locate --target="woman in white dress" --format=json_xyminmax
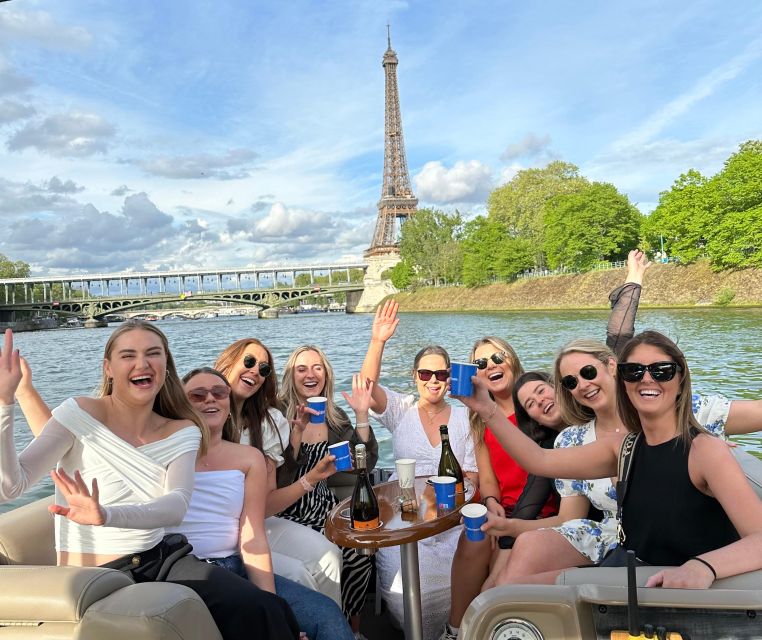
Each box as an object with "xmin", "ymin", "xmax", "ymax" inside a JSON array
[{"xmin": 361, "ymin": 303, "xmax": 477, "ymax": 640}]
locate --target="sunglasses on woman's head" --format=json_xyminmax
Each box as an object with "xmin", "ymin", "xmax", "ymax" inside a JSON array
[
  {"xmin": 417, "ymin": 369, "xmax": 449, "ymax": 382},
  {"xmin": 560, "ymin": 364, "xmax": 599, "ymax": 390},
  {"xmin": 617, "ymin": 361, "xmax": 682, "ymax": 383},
  {"xmin": 472, "ymin": 350, "xmax": 507, "ymax": 370},
  {"xmin": 243, "ymin": 353, "xmax": 272, "ymax": 378},
  {"xmin": 187, "ymin": 385, "xmax": 231, "ymax": 403}
]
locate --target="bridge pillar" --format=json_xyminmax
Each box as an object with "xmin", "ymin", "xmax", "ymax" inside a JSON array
[
  {"xmin": 84, "ymin": 317, "xmax": 108, "ymax": 328},
  {"xmin": 346, "ymin": 253, "xmax": 399, "ymax": 313},
  {"xmin": 258, "ymin": 308, "xmax": 279, "ymax": 319}
]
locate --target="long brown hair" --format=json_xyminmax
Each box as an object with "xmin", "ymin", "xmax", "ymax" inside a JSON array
[
  {"xmin": 512, "ymin": 371, "xmax": 559, "ymax": 442},
  {"xmin": 98, "ymin": 319, "xmax": 208, "ymax": 455},
  {"xmin": 553, "ymin": 338, "xmax": 616, "ymax": 427},
  {"xmin": 215, "ymin": 338, "xmax": 279, "ymax": 453},
  {"xmin": 467, "ymin": 336, "xmax": 524, "ymax": 442},
  {"xmin": 279, "ymin": 345, "xmax": 350, "ymax": 437},
  {"xmin": 182, "ymin": 367, "xmax": 240, "ymax": 443},
  {"xmin": 616, "ymin": 330, "xmax": 705, "ymax": 446}
]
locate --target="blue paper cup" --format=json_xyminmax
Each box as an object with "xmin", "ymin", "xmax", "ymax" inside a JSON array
[
  {"xmin": 450, "ymin": 362, "xmax": 478, "ymax": 396},
  {"xmin": 461, "ymin": 503, "xmax": 488, "ymax": 541},
  {"xmin": 306, "ymin": 396, "xmax": 327, "ymax": 424},
  {"xmin": 328, "ymin": 441, "xmax": 352, "ymax": 471},
  {"xmin": 430, "ymin": 476, "xmax": 457, "ymax": 510}
]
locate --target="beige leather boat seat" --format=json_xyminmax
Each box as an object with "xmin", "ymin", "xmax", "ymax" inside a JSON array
[{"xmin": 0, "ymin": 497, "xmax": 222, "ymax": 640}]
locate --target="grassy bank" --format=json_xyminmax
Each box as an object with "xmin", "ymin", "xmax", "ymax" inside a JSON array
[{"xmin": 392, "ymin": 261, "xmax": 762, "ymax": 312}]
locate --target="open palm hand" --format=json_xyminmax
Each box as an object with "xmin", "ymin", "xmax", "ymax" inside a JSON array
[{"xmin": 49, "ymin": 469, "xmax": 106, "ymax": 526}]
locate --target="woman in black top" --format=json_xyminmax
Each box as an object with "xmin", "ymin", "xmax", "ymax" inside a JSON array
[{"xmin": 459, "ymin": 330, "xmax": 762, "ymax": 588}]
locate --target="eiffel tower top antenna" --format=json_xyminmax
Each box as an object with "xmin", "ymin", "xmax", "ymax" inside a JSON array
[{"xmin": 365, "ymin": 25, "xmax": 418, "ymax": 258}]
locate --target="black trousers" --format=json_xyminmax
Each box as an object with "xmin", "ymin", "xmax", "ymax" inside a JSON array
[{"xmin": 164, "ymin": 554, "xmax": 299, "ymax": 640}]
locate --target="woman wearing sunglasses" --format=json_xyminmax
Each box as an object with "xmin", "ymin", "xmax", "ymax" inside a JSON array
[
  {"xmin": 460, "ymin": 330, "xmax": 762, "ymax": 588},
  {"xmin": 176, "ymin": 367, "xmax": 354, "ymax": 640},
  {"xmin": 361, "ymin": 301, "xmax": 478, "ymax": 640},
  {"xmin": 278, "ymin": 345, "xmax": 378, "ymax": 639},
  {"xmin": 440, "ymin": 250, "xmax": 653, "ymax": 639},
  {"xmin": 2, "ymin": 324, "xmax": 300, "ymax": 639},
  {"xmin": 215, "ymin": 339, "xmax": 344, "ymax": 606}
]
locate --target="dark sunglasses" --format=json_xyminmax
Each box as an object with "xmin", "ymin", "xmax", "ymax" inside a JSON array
[
  {"xmin": 617, "ymin": 361, "xmax": 682, "ymax": 383},
  {"xmin": 417, "ymin": 369, "xmax": 449, "ymax": 382},
  {"xmin": 560, "ymin": 364, "xmax": 599, "ymax": 390},
  {"xmin": 243, "ymin": 353, "xmax": 272, "ymax": 378},
  {"xmin": 187, "ymin": 385, "xmax": 231, "ymax": 403},
  {"xmin": 472, "ymin": 351, "xmax": 507, "ymax": 370}
]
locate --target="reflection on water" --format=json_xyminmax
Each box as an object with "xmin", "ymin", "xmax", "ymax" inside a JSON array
[{"xmin": 3, "ymin": 308, "xmax": 761, "ymax": 512}]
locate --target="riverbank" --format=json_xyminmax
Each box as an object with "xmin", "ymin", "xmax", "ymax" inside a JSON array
[{"xmin": 391, "ymin": 261, "xmax": 762, "ymax": 311}]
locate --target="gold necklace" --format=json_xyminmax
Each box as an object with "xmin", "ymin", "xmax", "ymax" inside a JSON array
[{"xmin": 420, "ymin": 404, "xmax": 448, "ymax": 421}]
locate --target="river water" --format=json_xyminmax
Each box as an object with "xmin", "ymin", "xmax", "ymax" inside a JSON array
[{"xmin": 3, "ymin": 308, "xmax": 761, "ymax": 513}]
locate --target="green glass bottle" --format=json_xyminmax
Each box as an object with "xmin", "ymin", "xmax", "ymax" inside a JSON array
[
  {"xmin": 438, "ymin": 425, "xmax": 464, "ymax": 496},
  {"xmin": 351, "ymin": 444, "xmax": 380, "ymax": 530}
]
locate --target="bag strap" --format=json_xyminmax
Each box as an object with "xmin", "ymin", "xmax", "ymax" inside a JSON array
[{"xmin": 615, "ymin": 432, "xmax": 641, "ymax": 545}]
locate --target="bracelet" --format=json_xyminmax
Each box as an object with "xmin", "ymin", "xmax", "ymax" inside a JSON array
[
  {"xmin": 689, "ymin": 556, "xmax": 717, "ymax": 580},
  {"xmin": 483, "ymin": 403, "xmax": 498, "ymax": 424},
  {"xmin": 299, "ymin": 476, "xmax": 315, "ymax": 493},
  {"xmin": 481, "ymin": 495, "xmax": 500, "ymax": 506},
  {"xmin": 355, "ymin": 422, "xmax": 370, "ymax": 429}
]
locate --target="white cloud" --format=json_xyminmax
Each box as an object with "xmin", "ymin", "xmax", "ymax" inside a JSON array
[
  {"xmin": 252, "ymin": 203, "xmax": 337, "ymax": 239},
  {"xmin": 0, "ymin": 100, "xmax": 35, "ymax": 123},
  {"xmin": 137, "ymin": 149, "xmax": 258, "ymax": 180},
  {"xmin": 0, "ymin": 59, "xmax": 33, "ymax": 96},
  {"xmin": 413, "ymin": 160, "xmax": 494, "ymax": 204},
  {"xmin": 0, "ymin": 9, "xmax": 92, "ymax": 50},
  {"xmin": 500, "ymin": 133, "xmax": 553, "ymax": 162},
  {"xmin": 7, "ymin": 112, "xmax": 115, "ymax": 157}
]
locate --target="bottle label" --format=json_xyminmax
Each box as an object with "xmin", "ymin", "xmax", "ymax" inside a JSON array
[{"xmin": 353, "ymin": 517, "xmax": 380, "ymax": 530}]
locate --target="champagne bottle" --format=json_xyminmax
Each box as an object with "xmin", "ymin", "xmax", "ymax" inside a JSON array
[
  {"xmin": 438, "ymin": 425, "xmax": 464, "ymax": 495},
  {"xmin": 351, "ymin": 444, "xmax": 380, "ymax": 530}
]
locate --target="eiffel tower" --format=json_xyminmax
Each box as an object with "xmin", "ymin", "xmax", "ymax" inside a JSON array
[{"xmin": 365, "ymin": 27, "xmax": 418, "ymax": 258}]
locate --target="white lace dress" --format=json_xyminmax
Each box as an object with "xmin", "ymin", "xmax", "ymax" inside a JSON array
[
  {"xmin": 549, "ymin": 393, "xmax": 731, "ymax": 563},
  {"xmin": 371, "ymin": 386, "xmax": 477, "ymax": 640}
]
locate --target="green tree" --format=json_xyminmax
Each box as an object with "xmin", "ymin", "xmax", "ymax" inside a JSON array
[
  {"xmin": 642, "ymin": 170, "xmax": 715, "ymax": 263},
  {"xmin": 0, "ymin": 254, "xmax": 31, "ymax": 304},
  {"xmin": 460, "ymin": 217, "xmax": 534, "ymax": 286},
  {"xmin": 543, "ymin": 182, "xmax": 642, "ymax": 270},
  {"xmin": 387, "ymin": 258, "xmax": 414, "ymax": 289},
  {"xmin": 487, "ymin": 161, "xmax": 588, "ymax": 267},
  {"xmin": 0, "ymin": 254, "xmax": 31, "ymax": 278},
  {"xmin": 399, "ymin": 208, "xmax": 464, "ymax": 284}
]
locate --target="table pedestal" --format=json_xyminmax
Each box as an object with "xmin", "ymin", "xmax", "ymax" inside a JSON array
[{"xmin": 400, "ymin": 541, "xmax": 422, "ymax": 640}]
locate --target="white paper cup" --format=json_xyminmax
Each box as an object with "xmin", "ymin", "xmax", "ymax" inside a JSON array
[{"xmin": 395, "ymin": 458, "xmax": 416, "ymax": 489}]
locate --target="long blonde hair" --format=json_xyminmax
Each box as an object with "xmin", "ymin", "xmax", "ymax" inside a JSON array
[
  {"xmin": 467, "ymin": 336, "xmax": 524, "ymax": 442},
  {"xmin": 279, "ymin": 345, "xmax": 349, "ymax": 436},
  {"xmin": 98, "ymin": 319, "xmax": 209, "ymax": 455},
  {"xmin": 553, "ymin": 338, "xmax": 616, "ymax": 427}
]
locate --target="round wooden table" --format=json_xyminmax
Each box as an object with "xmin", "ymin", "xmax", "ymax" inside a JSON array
[{"xmin": 325, "ymin": 476, "xmax": 476, "ymax": 640}]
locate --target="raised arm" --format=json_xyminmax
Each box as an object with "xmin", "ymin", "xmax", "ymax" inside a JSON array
[
  {"xmin": 359, "ymin": 299, "xmax": 399, "ymax": 414},
  {"xmin": 239, "ymin": 446, "xmax": 276, "ymax": 593},
  {"xmin": 646, "ymin": 435, "xmax": 762, "ymax": 588},
  {"xmin": 15, "ymin": 357, "xmax": 52, "ymax": 436},
  {"xmin": 606, "ymin": 250, "xmax": 650, "ymax": 356},
  {"xmin": 456, "ymin": 377, "xmax": 619, "ymax": 481}
]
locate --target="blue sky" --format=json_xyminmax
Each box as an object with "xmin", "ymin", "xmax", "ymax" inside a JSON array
[{"xmin": 1, "ymin": 0, "xmax": 761, "ymax": 274}]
